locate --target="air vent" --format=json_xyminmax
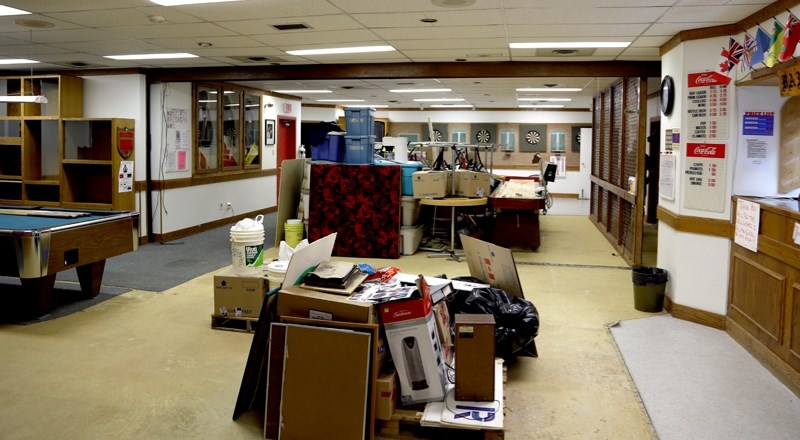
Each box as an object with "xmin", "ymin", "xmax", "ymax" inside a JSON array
[
  {"xmin": 536, "ymin": 48, "xmax": 596, "ymax": 56},
  {"xmin": 272, "ymin": 23, "xmax": 311, "ymax": 31},
  {"xmin": 227, "ymin": 55, "xmax": 286, "ymax": 64},
  {"xmin": 553, "ymin": 49, "xmax": 578, "ymax": 55}
]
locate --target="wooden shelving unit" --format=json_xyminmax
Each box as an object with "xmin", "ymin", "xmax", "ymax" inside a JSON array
[{"xmin": 0, "ymin": 74, "xmax": 134, "ymax": 211}]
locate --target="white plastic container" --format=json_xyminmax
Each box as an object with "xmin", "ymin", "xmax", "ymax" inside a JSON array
[
  {"xmin": 230, "ymin": 215, "xmax": 265, "ymax": 275},
  {"xmin": 400, "ymin": 224, "xmax": 424, "ymax": 256},
  {"xmin": 401, "ymin": 196, "xmax": 420, "ymax": 226},
  {"xmin": 266, "ymin": 260, "xmax": 289, "ymax": 291}
]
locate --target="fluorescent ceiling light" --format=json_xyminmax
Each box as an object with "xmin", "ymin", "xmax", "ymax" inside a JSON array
[
  {"xmin": 390, "ymin": 88, "xmax": 452, "ymax": 93},
  {"xmin": 430, "ymin": 104, "xmax": 473, "ymax": 108},
  {"xmin": 104, "ymin": 53, "xmax": 198, "ymax": 60},
  {"xmin": 273, "ymin": 89, "xmax": 331, "ymax": 94},
  {"xmin": 286, "ymin": 45, "xmax": 395, "ymax": 56},
  {"xmin": 0, "ymin": 58, "xmax": 39, "ymax": 65},
  {"xmin": 317, "ymin": 99, "xmax": 365, "ymax": 102},
  {"xmin": 413, "ymin": 98, "xmax": 465, "ymax": 102},
  {"xmin": 519, "ymin": 104, "xmax": 564, "ymax": 108},
  {"xmin": 150, "ymin": 0, "xmax": 242, "ymax": 6},
  {"xmin": 516, "ymin": 87, "xmax": 581, "ymax": 92},
  {"xmin": 344, "ymin": 104, "xmax": 388, "ymax": 108},
  {"xmin": 510, "ymin": 41, "xmax": 630, "ymax": 48},
  {"xmin": 517, "ymin": 98, "xmax": 572, "ymax": 102},
  {"xmin": 0, "ymin": 6, "xmax": 31, "ymax": 16},
  {"xmin": 0, "ymin": 95, "xmax": 48, "ymax": 103}
]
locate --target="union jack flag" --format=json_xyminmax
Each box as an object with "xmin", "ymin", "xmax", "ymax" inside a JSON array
[{"xmin": 719, "ymin": 37, "xmax": 744, "ymax": 74}]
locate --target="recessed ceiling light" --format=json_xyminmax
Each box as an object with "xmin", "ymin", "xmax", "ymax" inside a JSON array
[
  {"xmin": 430, "ymin": 104, "xmax": 473, "ymax": 108},
  {"xmin": 420, "ymin": 18, "xmax": 438, "ymax": 23},
  {"xmin": 13, "ymin": 19, "xmax": 54, "ymax": 28},
  {"xmin": 390, "ymin": 88, "xmax": 452, "ymax": 93},
  {"xmin": 517, "ymin": 98, "xmax": 572, "ymax": 102},
  {"xmin": 517, "ymin": 87, "xmax": 581, "ymax": 92},
  {"xmin": 148, "ymin": 15, "xmax": 167, "ymax": 24},
  {"xmin": 0, "ymin": 58, "xmax": 40, "ymax": 65},
  {"xmin": 432, "ymin": 0, "xmax": 476, "ymax": 7},
  {"xmin": 510, "ymin": 41, "xmax": 630, "ymax": 49},
  {"xmin": 413, "ymin": 98, "xmax": 465, "ymax": 102},
  {"xmin": 104, "ymin": 53, "xmax": 198, "ymax": 60},
  {"xmin": 197, "ymin": 42, "xmax": 213, "ymax": 48},
  {"xmin": 273, "ymin": 90, "xmax": 332, "ymax": 94},
  {"xmin": 286, "ymin": 45, "xmax": 395, "ymax": 56},
  {"xmin": 344, "ymin": 104, "xmax": 388, "ymax": 108},
  {"xmin": 0, "ymin": 6, "xmax": 31, "ymax": 16},
  {"xmin": 150, "ymin": 0, "xmax": 243, "ymax": 6},
  {"xmin": 519, "ymin": 104, "xmax": 564, "ymax": 108}
]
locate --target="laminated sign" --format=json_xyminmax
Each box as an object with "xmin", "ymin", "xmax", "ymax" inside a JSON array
[
  {"xmin": 687, "ymin": 72, "xmax": 730, "ymax": 140},
  {"xmin": 682, "ymin": 143, "xmax": 726, "ymax": 213}
]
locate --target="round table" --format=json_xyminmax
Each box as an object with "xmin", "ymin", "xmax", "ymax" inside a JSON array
[{"xmin": 419, "ymin": 197, "xmax": 488, "ymax": 260}]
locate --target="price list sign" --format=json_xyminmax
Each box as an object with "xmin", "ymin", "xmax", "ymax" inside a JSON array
[
  {"xmin": 687, "ymin": 72, "xmax": 731, "ymax": 140},
  {"xmin": 683, "ymin": 143, "xmax": 727, "ymax": 213}
]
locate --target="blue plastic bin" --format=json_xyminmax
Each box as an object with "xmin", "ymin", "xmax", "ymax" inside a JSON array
[
  {"xmin": 311, "ymin": 133, "xmax": 345, "ymax": 162},
  {"xmin": 345, "ymin": 108, "xmax": 375, "ymax": 137},
  {"xmin": 400, "ymin": 162, "xmax": 422, "ymax": 196},
  {"xmin": 344, "ymin": 135, "xmax": 375, "ymax": 164}
]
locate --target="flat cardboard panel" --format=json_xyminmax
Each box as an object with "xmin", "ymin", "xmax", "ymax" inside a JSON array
[
  {"xmin": 459, "ymin": 234, "xmax": 524, "ymax": 299},
  {"xmin": 264, "ymin": 323, "xmax": 287, "ymax": 440},
  {"xmin": 279, "ymin": 324, "xmax": 371, "ymax": 440},
  {"xmin": 454, "ymin": 314, "xmax": 496, "ymax": 402},
  {"xmin": 275, "ymin": 158, "xmax": 306, "ymax": 247}
]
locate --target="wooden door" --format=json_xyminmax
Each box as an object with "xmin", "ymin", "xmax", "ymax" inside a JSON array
[{"xmin": 276, "ymin": 117, "xmax": 296, "ymax": 196}]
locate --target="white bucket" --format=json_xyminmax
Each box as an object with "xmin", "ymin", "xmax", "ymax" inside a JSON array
[
  {"xmin": 266, "ymin": 260, "xmax": 289, "ymax": 290},
  {"xmin": 230, "ymin": 215, "xmax": 265, "ymax": 275}
]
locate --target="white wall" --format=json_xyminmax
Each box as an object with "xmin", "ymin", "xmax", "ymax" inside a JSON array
[
  {"xmin": 656, "ymin": 37, "xmax": 740, "ymax": 315},
  {"xmin": 302, "ymin": 106, "xmax": 339, "ymax": 123},
  {"xmin": 148, "ymin": 82, "xmax": 285, "ymax": 235},
  {"xmin": 82, "ymin": 74, "xmax": 148, "ymax": 235}
]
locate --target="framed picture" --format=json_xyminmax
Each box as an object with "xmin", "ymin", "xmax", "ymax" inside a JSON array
[{"xmin": 265, "ymin": 119, "xmax": 275, "ymax": 146}]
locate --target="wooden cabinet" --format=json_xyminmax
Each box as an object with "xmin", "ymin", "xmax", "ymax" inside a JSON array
[
  {"xmin": 728, "ymin": 196, "xmax": 800, "ymax": 393},
  {"xmin": 0, "ymin": 75, "xmax": 133, "ymax": 211}
]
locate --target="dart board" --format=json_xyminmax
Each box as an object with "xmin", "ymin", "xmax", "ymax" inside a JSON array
[
  {"xmin": 476, "ymin": 129, "xmax": 491, "ymax": 143},
  {"xmin": 525, "ymin": 129, "xmax": 541, "ymax": 145}
]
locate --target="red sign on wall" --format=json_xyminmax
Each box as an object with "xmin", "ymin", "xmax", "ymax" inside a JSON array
[{"xmin": 686, "ymin": 142, "xmax": 726, "ymax": 159}]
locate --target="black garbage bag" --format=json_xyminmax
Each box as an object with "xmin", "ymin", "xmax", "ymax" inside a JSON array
[
  {"xmin": 448, "ymin": 279, "xmax": 539, "ymax": 359},
  {"xmin": 301, "ymin": 121, "xmax": 345, "ymax": 147}
]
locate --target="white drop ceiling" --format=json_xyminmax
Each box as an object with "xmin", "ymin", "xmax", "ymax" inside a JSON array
[{"xmin": 0, "ymin": 0, "xmax": 776, "ymax": 109}]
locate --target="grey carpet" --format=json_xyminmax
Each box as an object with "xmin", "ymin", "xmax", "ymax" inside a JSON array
[
  {"xmin": 59, "ymin": 212, "xmax": 277, "ymax": 292},
  {"xmin": 0, "ymin": 212, "xmax": 277, "ymax": 323},
  {"xmin": 610, "ymin": 314, "xmax": 800, "ymax": 440}
]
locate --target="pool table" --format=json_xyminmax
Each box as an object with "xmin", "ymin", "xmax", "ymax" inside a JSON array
[{"xmin": 0, "ymin": 208, "xmax": 139, "ymax": 316}]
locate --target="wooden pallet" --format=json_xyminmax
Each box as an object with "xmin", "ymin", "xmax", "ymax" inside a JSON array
[
  {"xmin": 210, "ymin": 314, "xmax": 258, "ymax": 333},
  {"xmin": 376, "ymin": 366, "xmax": 507, "ymax": 440}
]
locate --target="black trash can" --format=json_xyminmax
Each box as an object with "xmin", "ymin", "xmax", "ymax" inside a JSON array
[{"xmin": 631, "ymin": 267, "xmax": 668, "ymax": 312}]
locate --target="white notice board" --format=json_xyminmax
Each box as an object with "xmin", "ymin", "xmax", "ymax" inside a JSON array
[
  {"xmin": 682, "ymin": 143, "xmax": 727, "ymax": 213},
  {"xmin": 659, "ymin": 153, "xmax": 675, "ymax": 200}
]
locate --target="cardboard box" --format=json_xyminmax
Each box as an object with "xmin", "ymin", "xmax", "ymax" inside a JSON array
[
  {"xmin": 378, "ymin": 278, "xmax": 448, "ymax": 405},
  {"xmin": 455, "ymin": 170, "xmax": 491, "ymax": 197},
  {"xmin": 376, "ymin": 370, "xmax": 398, "ymax": 421},
  {"xmin": 454, "ymin": 314, "xmax": 496, "ymax": 402},
  {"xmin": 277, "ymin": 285, "xmax": 377, "ymax": 324},
  {"xmin": 433, "ymin": 301, "xmax": 454, "ymax": 366},
  {"xmin": 412, "ymin": 170, "xmax": 450, "ymax": 199},
  {"xmin": 213, "ymin": 267, "xmax": 267, "ymax": 318}
]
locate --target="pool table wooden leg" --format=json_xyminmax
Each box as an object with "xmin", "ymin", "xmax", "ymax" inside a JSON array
[
  {"xmin": 76, "ymin": 260, "xmax": 106, "ymax": 298},
  {"xmin": 20, "ymin": 274, "xmax": 56, "ymax": 316}
]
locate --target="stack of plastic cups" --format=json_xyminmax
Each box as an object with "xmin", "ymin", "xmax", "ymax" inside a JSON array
[
  {"xmin": 266, "ymin": 260, "xmax": 289, "ymax": 291},
  {"xmin": 230, "ymin": 214, "xmax": 265, "ymax": 275}
]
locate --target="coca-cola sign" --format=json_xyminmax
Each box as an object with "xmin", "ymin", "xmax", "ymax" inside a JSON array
[
  {"xmin": 687, "ymin": 143, "xmax": 726, "ymax": 159},
  {"xmin": 688, "ymin": 71, "xmax": 731, "ymax": 88}
]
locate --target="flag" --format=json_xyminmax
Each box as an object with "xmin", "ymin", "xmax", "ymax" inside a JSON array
[
  {"xmin": 780, "ymin": 13, "xmax": 800, "ymax": 62},
  {"xmin": 742, "ymin": 32, "xmax": 757, "ymax": 71},
  {"xmin": 753, "ymin": 26, "xmax": 770, "ymax": 65},
  {"xmin": 766, "ymin": 19, "xmax": 785, "ymax": 67},
  {"xmin": 718, "ymin": 36, "xmax": 744, "ymax": 74}
]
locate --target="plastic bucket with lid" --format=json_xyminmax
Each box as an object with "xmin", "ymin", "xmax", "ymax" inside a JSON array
[
  {"xmin": 230, "ymin": 214, "xmax": 265, "ymax": 275},
  {"xmin": 266, "ymin": 260, "xmax": 289, "ymax": 290},
  {"xmin": 285, "ymin": 219, "xmax": 304, "ymax": 248}
]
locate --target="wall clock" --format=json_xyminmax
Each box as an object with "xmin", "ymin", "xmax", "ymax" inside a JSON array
[
  {"xmin": 525, "ymin": 129, "xmax": 541, "ymax": 145},
  {"xmin": 660, "ymin": 75, "xmax": 675, "ymax": 116},
  {"xmin": 476, "ymin": 129, "xmax": 491, "ymax": 143}
]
